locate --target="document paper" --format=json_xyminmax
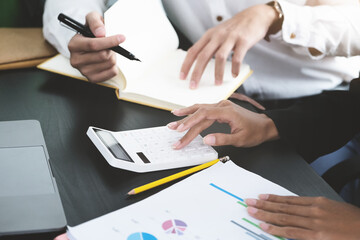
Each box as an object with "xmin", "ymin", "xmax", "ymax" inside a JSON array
[{"xmin": 67, "ymin": 161, "xmax": 293, "ymax": 240}]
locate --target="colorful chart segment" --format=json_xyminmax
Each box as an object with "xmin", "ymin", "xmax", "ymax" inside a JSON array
[
  {"xmin": 231, "ymin": 220, "xmax": 285, "ymax": 240},
  {"xmin": 209, "ymin": 183, "xmax": 246, "ymax": 205},
  {"xmin": 127, "ymin": 232, "xmax": 157, "ymax": 240},
  {"xmin": 162, "ymin": 219, "xmax": 187, "ymax": 235},
  {"xmin": 210, "ymin": 183, "xmax": 286, "ymax": 240}
]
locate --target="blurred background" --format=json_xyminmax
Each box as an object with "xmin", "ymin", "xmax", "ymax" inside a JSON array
[{"xmin": 0, "ymin": 0, "xmax": 45, "ymax": 27}]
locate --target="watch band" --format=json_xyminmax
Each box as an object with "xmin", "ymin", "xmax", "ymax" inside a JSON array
[
  {"xmin": 266, "ymin": 1, "xmax": 283, "ymax": 20},
  {"xmin": 264, "ymin": 1, "xmax": 284, "ymax": 41}
]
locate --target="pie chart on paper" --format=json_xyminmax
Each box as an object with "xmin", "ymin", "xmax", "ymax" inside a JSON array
[
  {"xmin": 162, "ymin": 219, "xmax": 188, "ymax": 235},
  {"xmin": 127, "ymin": 232, "xmax": 157, "ymax": 240}
]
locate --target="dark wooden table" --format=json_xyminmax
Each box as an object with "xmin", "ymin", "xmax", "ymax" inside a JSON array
[{"xmin": 0, "ymin": 68, "xmax": 341, "ymax": 232}]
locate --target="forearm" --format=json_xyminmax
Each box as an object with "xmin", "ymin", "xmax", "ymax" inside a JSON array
[
  {"xmin": 260, "ymin": 113, "xmax": 280, "ymax": 143},
  {"xmin": 264, "ymin": 89, "xmax": 360, "ymax": 162},
  {"xmin": 43, "ymin": 0, "xmax": 106, "ymax": 57}
]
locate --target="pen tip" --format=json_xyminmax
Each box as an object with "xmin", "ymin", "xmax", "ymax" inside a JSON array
[{"xmin": 134, "ymin": 57, "xmax": 141, "ymax": 62}]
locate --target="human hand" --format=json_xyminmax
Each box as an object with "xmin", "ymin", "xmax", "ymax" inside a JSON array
[
  {"xmin": 180, "ymin": 4, "xmax": 280, "ymax": 89},
  {"xmin": 246, "ymin": 194, "xmax": 360, "ymax": 240},
  {"xmin": 167, "ymin": 100, "xmax": 279, "ymax": 149},
  {"xmin": 68, "ymin": 12, "xmax": 125, "ymax": 83}
]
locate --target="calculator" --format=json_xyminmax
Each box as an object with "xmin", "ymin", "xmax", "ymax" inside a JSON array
[{"xmin": 87, "ymin": 126, "xmax": 218, "ymax": 172}]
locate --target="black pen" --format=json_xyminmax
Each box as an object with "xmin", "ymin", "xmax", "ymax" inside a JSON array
[{"xmin": 58, "ymin": 13, "xmax": 141, "ymax": 62}]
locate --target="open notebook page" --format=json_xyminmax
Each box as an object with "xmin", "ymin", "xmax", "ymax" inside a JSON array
[
  {"xmin": 105, "ymin": 0, "xmax": 179, "ymax": 82},
  {"xmin": 123, "ymin": 49, "xmax": 251, "ymax": 107},
  {"xmin": 67, "ymin": 160, "xmax": 293, "ymax": 240}
]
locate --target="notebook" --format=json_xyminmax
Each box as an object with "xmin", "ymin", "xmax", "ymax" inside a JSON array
[
  {"xmin": 38, "ymin": 0, "xmax": 252, "ymax": 111},
  {"xmin": 65, "ymin": 160, "xmax": 293, "ymax": 240},
  {"xmin": 0, "ymin": 28, "xmax": 57, "ymax": 70}
]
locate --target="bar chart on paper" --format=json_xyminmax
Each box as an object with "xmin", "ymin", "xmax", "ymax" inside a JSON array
[{"xmin": 209, "ymin": 182, "xmax": 286, "ymax": 240}]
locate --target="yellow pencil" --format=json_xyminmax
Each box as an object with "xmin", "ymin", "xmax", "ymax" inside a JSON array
[{"xmin": 127, "ymin": 156, "xmax": 230, "ymax": 195}]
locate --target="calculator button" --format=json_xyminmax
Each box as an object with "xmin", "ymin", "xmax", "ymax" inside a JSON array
[
  {"xmin": 204, "ymin": 152, "xmax": 215, "ymax": 157},
  {"xmin": 197, "ymin": 145, "xmax": 209, "ymax": 150},
  {"xmin": 184, "ymin": 147, "xmax": 195, "ymax": 152},
  {"xmin": 136, "ymin": 152, "xmax": 150, "ymax": 163}
]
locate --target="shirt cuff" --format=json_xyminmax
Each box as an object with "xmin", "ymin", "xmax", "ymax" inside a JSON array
[
  {"xmin": 44, "ymin": 10, "xmax": 91, "ymax": 58},
  {"xmin": 276, "ymin": 0, "xmax": 327, "ymax": 59}
]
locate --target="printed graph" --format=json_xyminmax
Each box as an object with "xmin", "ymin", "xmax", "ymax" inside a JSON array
[
  {"xmin": 210, "ymin": 183, "xmax": 286, "ymax": 240},
  {"xmin": 162, "ymin": 219, "xmax": 188, "ymax": 235},
  {"xmin": 209, "ymin": 183, "xmax": 247, "ymax": 206},
  {"xmin": 127, "ymin": 232, "xmax": 157, "ymax": 240},
  {"xmin": 231, "ymin": 220, "xmax": 274, "ymax": 240}
]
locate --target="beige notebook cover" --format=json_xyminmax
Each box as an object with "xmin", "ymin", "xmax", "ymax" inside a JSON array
[
  {"xmin": 0, "ymin": 28, "xmax": 57, "ymax": 70},
  {"xmin": 38, "ymin": 0, "xmax": 252, "ymax": 111}
]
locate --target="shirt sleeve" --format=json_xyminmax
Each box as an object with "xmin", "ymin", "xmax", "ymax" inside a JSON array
[
  {"xmin": 274, "ymin": 0, "xmax": 360, "ymax": 59},
  {"xmin": 264, "ymin": 84, "xmax": 360, "ymax": 162},
  {"xmin": 42, "ymin": 0, "xmax": 107, "ymax": 57}
]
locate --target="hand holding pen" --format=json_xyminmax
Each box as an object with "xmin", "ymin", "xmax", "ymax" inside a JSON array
[{"xmin": 60, "ymin": 12, "xmax": 140, "ymax": 83}]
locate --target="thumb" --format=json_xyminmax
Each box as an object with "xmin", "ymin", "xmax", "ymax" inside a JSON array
[
  {"xmin": 86, "ymin": 11, "xmax": 106, "ymax": 37},
  {"xmin": 203, "ymin": 133, "xmax": 236, "ymax": 146}
]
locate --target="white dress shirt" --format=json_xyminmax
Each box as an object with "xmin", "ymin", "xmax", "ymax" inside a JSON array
[{"xmin": 43, "ymin": 0, "xmax": 360, "ymax": 99}]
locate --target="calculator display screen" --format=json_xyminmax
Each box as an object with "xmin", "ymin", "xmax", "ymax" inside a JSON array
[{"xmin": 94, "ymin": 129, "xmax": 133, "ymax": 162}]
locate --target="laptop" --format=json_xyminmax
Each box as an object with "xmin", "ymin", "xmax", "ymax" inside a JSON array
[{"xmin": 0, "ymin": 120, "xmax": 66, "ymax": 237}]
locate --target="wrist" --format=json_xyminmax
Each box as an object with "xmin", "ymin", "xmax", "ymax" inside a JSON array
[
  {"xmin": 261, "ymin": 114, "xmax": 280, "ymax": 142},
  {"xmin": 264, "ymin": 1, "xmax": 284, "ymax": 41}
]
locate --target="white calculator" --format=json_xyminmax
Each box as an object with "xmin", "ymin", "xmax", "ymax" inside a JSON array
[{"xmin": 87, "ymin": 126, "xmax": 218, "ymax": 172}]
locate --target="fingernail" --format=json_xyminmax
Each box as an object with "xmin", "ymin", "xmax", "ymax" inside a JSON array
[
  {"xmin": 260, "ymin": 223, "xmax": 270, "ymax": 231},
  {"xmin": 203, "ymin": 135, "xmax": 216, "ymax": 145},
  {"xmin": 117, "ymin": 35, "xmax": 125, "ymax": 43},
  {"xmin": 259, "ymin": 194, "xmax": 269, "ymax": 200},
  {"xmin": 172, "ymin": 140, "xmax": 181, "ymax": 149},
  {"xmin": 167, "ymin": 122, "xmax": 177, "ymax": 129},
  {"xmin": 180, "ymin": 72, "xmax": 186, "ymax": 80},
  {"xmin": 245, "ymin": 199, "xmax": 257, "ymax": 206},
  {"xmin": 94, "ymin": 27, "xmax": 105, "ymax": 37},
  {"xmin": 247, "ymin": 207, "xmax": 258, "ymax": 214},
  {"xmin": 177, "ymin": 123, "xmax": 185, "ymax": 132},
  {"xmin": 190, "ymin": 81, "xmax": 197, "ymax": 89},
  {"xmin": 171, "ymin": 109, "xmax": 179, "ymax": 115},
  {"xmin": 232, "ymin": 72, "xmax": 237, "ymax": 78},
  {"xmin": 215, "ymin": 80, "xmax": 222, "ymax": 86}
]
